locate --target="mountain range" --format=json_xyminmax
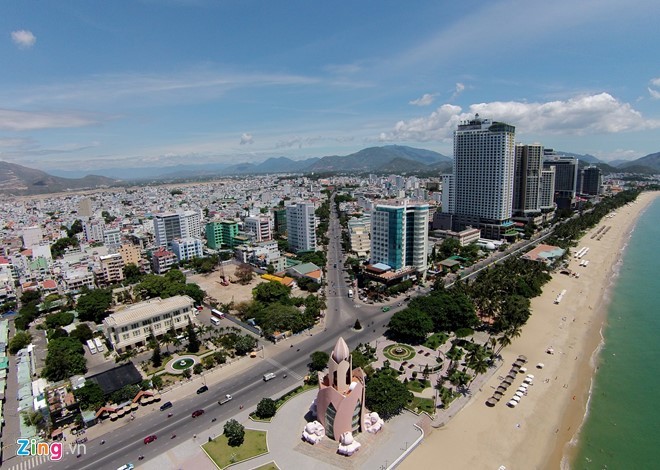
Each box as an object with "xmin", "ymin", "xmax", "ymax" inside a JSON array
[
  {"xmin": 0, "ymin": 161, "xmax": 116, "ymax": 196},
  {"xmin": 2, "ymin": 146, "xmax": 658, "ymax": 195}
]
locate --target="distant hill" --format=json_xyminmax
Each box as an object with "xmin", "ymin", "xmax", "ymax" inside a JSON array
[
  {"xmin": 305, "ymin": 145, "xmax": 451, "ymax": 173},
  {"xmin": 222, "ymin": 156, "xmax": 320, "ymax": 175},
  {"xmin": 0, "ymin": 161, "xmax": 117, "ymax": 195},
  {"xmin": 556, "ymin": 151, "xmax": 602, "ymax": 164},
  {"xmin": 618, "ymin": 152, "xmax": 660, "ymax": 173}
]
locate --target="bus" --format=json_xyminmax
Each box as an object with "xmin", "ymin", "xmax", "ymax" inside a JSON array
[
  {"xmin": 86, "ymin": 339, "xmax": 97, "ymax": 355},
  {"xmin": 211, "ymin": 309, "xmax": 225, "ymax": 319},
  {"xmin": 94, "ymin": 337, "xmax": 105, "ymax": 353}
]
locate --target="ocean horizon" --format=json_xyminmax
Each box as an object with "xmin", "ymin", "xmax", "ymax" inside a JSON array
[{"xmin": 572, "ymin": 195, "xmax": 660, "ymax": 469}]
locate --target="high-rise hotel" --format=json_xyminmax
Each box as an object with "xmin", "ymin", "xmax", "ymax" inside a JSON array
[
  {"xmin": 370, "ymin": 202, "xmax": 429, "ymax": 272},
  {"xmin": 452, "ymin": 115, "xmax": 517, "ymax": 239}
]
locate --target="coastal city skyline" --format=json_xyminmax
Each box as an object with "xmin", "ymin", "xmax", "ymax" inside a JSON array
[{"xmin": 2, "ymin": 0, "xmax": 660, "ymax": 175}]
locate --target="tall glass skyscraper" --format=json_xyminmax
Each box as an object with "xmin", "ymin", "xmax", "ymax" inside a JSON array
[{"xmin": 452, "ymin": 115, "xmax": 516, "ymax": 239}]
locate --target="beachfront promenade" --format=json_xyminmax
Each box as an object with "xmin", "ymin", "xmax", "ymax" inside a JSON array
[{"xmin": 401, "ymin": 192, "xmax": 660, "ymax": 470}]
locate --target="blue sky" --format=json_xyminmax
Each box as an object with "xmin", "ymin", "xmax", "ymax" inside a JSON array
[{"xmin": 1, "ymin": 0, "xmax": 659, "ymax": 173}]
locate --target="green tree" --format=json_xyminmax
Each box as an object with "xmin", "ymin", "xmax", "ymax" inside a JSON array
[
  {"xmin": 70, "ymin": 323, "xmax": 94, "ymax": 343},
  {"xmin": 186, "ymin": 321, "xmax": 200, "ymax": 353},
  {"xmin": 9, "ymin": 331, "xmax": 32, "ymax": 354},
  {"xmin": 387, "ymin": 308, "xmax": 433, "ymax": 344},
  {"xmin": 365, "ymin": 372, "xmax": 413, "ymax": 420},
  {"xmin": 253, "ymin": 282, "xmax": 291, "ymax": 305},
  {"xmin": 22, "ymin": 410, "xmax": 47, "ymax": 432},
  {"xmin": 42, "ymin": 337, "xmax": 87, "ymax": 381},
  {"xmin": 309, "ymin": 351, "xmax": 330, "ymax": 372},
  {"xmin": 151, "ymin": 342, "xmax": 162, "ymax": 368},
  {"xmin": 123, "ymin": 263, "xmax": 143, "ymax": 284},
  {"xmin": 76, "ymin": 288, "xmax": 113, "ymax": 323},
  {"xmin": 74, "ymin": 382, "xmax": 105, "ymax": 410},
  {"xmin": 110, "ymin": 384, "xmax": 141, "ymax": 404},
  {"xmin": 224, "ymin": 419, "xmax": 245, "ymax": 446},
  {"xmin": 45, "ymin": 311, "xmax": 75, "ymax": 329},
  {"xmin": 67, "ymin": 219, "xmax": 83, "ymax": 238},
  {"xmin": 439, "ymin": 238, "xmax": 461, "ymax": 259},
  {"xmin": 151, "ymin": 375, "xmax": 163, "ymax": 390},
  {"xmin": 234, "ymin": 334, "xmax": 257, "ymax": 356},
  {"xmin": 235, "ymin": 263, "xmax": 254, "ymax": 285},
  {"xmin": 255, "ymin": 398, "xmax": 277, "ymax": 419},
  {"xmin": 51, "ymin": 237, "xmax": 79, "ymax": 259}
]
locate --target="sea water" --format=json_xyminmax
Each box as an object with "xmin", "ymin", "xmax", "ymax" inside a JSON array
[{"xmin": 572, "ymin": 196, "xmax": 660, "ymax": 469}]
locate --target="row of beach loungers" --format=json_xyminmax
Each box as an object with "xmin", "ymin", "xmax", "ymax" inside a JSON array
[{"xmin": 486, "ymin": 355, "xmax": 528, "ymax": 407}]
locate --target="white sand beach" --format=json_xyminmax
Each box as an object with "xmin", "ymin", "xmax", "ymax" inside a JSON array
[{"xmin": 401, "ymin": 191, "xmax": 659, "ymax": 470}]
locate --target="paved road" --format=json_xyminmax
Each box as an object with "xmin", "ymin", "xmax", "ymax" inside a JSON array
[{"xmin": 33, "ymin": 194, "xmax": 397, "ymax": 470}]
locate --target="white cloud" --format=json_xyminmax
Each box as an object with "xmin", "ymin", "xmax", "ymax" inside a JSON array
[
  {"xmin": 0, "ymin": 108, "xmax": 98, "ymax": 131},
  {"xmin": 648, "ymin": 78, "xmax": 660, "ymax": 99},
  {"xmin": 11, "ymin": 30, "xmax": 36, "ymax": 49},
  {"xmin": 409, "ymin": 93, "xmax": 437, "ymax": 107},
  {"xmin": 239, "ymin": 133, "xmax": 254, "ymax": 145},
  {"xmin": 450, "ymin": 82, "xmax": 465, "ymax": 101},
  {"xmin": 380, "ymin": 93, "xmax": 660, "ymax": 142}
]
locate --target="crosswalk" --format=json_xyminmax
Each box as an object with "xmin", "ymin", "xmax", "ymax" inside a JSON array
[
  {"xmin": 265, "ymin": 357, "xmax": 304, "ymax": 380},
  {"xmin": 4, "ymin": 453, "xmax": 51, "ymax": 470}
]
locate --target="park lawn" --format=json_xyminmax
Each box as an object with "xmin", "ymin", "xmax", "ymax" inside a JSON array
[
  {"xmin": 406, "ymin": 379, "xmax": 431, "ymax": 393},
  {"xmin": 423, "ymin": 332, "xmax": 448, "ymax": 350},
  {"xmin": 203, "ymin": 429, "xmax": 268, "ymax": 469},
  {"xmin": 250, "ymin": 383, "xmax": 316, "ymax": 422},
  {"xmin": 405, "ymin": 396, "xmax": 435, "ymax": 415},
  {"xmin": 253, "ymin": 462, "xmax": 280, "ymax": 470}
]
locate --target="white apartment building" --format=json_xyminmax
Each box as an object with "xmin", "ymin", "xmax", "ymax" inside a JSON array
[
  {"xmin": 243, "ymin": 216, "xmax": 272, "ymax": 242},
  {"xmin": 103, "ymin": 295, "xmax": 194, "ymax": 352},
  {"xmin": 22, "ymin": 226, "xmax": 43, "ymax": 249},
  {"xmin": 441, "ymin": 174, "xmax": 455, "ymax": 214},
  {"xmin": 153, "ymin": 210, "xmax": 202, "ymax": 248},
  {"xmin": 348, "ymin": 218, "xmax": 371, "ymax": 259},
  {"xmin": 62, "ymin": 268, "xmax": 95, "ymax": 292},
  {"xmin": 453, "ymin": 115, "xmax": 516, "ymax": 239},
  {"xmin": 286, "ymin": 203, "xmax": 317, "ymax": 253},
  {"xmin": 103, "ymin": 227, "xmax": 121, "ymax": 247},
  {"xmin": 370, "ymin": 202, "xmax": 429, "ymax": 272},
  {"xmin": 170, "ymin": 237, "xmax": 204, "ymax": 262},
  {"xmin": 83, "ymin": 219, "xmax": 105, "ymax": 243}
]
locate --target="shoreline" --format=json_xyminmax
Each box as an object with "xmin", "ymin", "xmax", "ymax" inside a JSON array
[
  {"xmin": 556, "ymin": 192, "xmax": 658, "ymax": 469},
  {"xmin": 400, "ymin": 191, "xmax": 659, "ymax": 470}
]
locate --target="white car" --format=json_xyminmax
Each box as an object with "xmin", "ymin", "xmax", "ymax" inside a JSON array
[{"xmin": 117, "ymin": 465, "xmax": 135, "ymax": 470}]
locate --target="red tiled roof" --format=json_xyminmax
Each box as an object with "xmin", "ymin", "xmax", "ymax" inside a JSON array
[{"xmin": 41, "ymin": 279, "xmax": 58, "ymax": 289}]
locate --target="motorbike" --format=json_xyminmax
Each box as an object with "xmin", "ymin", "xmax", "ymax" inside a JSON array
[
  {"xmin": 171, "ymin": 434, "xmax": 176, "ymax": 439},
  {"xmin": 167, "ymin": 413, "xmax": 173, "ymax": 418}
]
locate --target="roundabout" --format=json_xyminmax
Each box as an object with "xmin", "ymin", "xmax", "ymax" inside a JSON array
[
  {"xmin": 383, "ymin": 344, "xmax": 416, "ymax": 362},
  {"xmin": 167, "ymin": 356, "xmax": 197, "ymax": 373}
]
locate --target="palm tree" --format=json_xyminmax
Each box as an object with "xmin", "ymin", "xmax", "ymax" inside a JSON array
[
  {"xmin": 496, "ymin": 333, "xmax": 511, "ymax": 356},
  {"xmin": 160, "ymin": 331, "xmax": 173, "ymax": 354},
  {"xmin": 446, "ymin": 346, "xmax": 464, "ymax": 371}
]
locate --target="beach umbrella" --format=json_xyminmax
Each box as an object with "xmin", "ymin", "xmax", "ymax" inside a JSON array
[
  {"xmin": 524, "ymin": 378, "xmax": 533, "ymax": 384},
  {"xmin": 511, "ymin": 363, "xmax": 521, "ymax": 370},
  {"xmin": 507, "ymin": 400, "xmax": 517, "ymax": 408},
  {"xmin": 130, "ymin": 403, "xmax": 139, "ymax": 410},
  {"xmin": 514, "ymin": 391, "xmax": 524, "ymax": 398},
  {"xmin": 518, "ymin": 355, "xmax": 528, "ymax": 362},
  {"xmin": 519, "ymin": 367, "xmax": 527, "ymax": 373},
  {"xmin": 527, "ymin": 374, "xmax": 535, "ymax": 379},
  {"xmin": 486, "ymin": 398, "xmax": 497, "ymax": 407},
  {"xmin": 546, "ymin": 348, "xmax": 554, "ymax": 355},
  {"xmin": 506, "ymin": 373, "xmax": 516, "ymax": 379},
  {"xmin": 536, "ymin": 363, "xmax": 545, "ymax": 369},
  {"xmin": 503, "ymin": 378, "xmax": 513, "ymax": 385},
  {"xmin": 497, "ymin": 385, "xmax": 508, "ymax": 393},
  {"xmin": 519, "ymin": 383, "xmax": 529, "ymax": 389},
  {"xmin": 511, "ymin": 395, "xmax": 521, "ymax": 402},
  {"xmin": 110, "ymin": 413, "xmax": 118, "ymax": 420},
  {"xmin": 153, "ymin": 394, "xmax": 161, "ymax": 401}
]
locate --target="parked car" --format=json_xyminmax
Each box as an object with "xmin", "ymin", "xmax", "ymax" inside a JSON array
[
  {"xmin": 143, "ymin": 435, "xmax": 157, "ymax": 444},
  {"xmin": 192, "ymin": 409, "xmax": 205, "ymax": 418},
  {"xmin": 196, "ymin": 385, "xmax": 209, "ymax": 394},
  {"xmin": 159, "ymin": 401, "xmax": 173, "ymax": 411}
]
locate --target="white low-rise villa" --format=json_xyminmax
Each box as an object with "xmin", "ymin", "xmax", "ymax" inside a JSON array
[{"xmin": 103, "ymin": 295, "xmax": 194, "ymax": 353}]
